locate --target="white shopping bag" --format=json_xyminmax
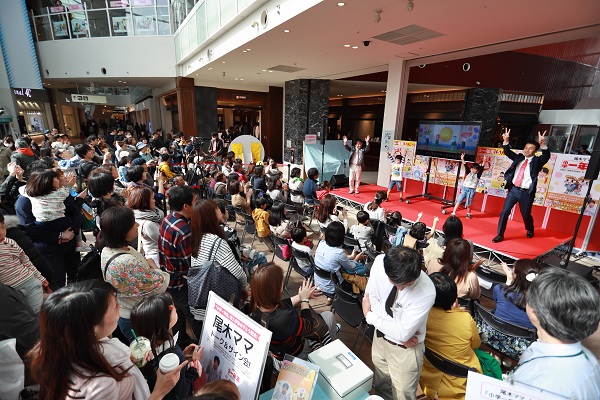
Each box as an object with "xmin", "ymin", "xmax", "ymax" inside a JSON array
[{"xmin": 0, "ymin": 338, "xmax": 25, "ymax": 400}]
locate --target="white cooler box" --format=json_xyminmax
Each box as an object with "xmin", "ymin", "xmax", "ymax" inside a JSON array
[{"xmin": 308, "ymin": 339, "xmax": 373, "ymax": 400}]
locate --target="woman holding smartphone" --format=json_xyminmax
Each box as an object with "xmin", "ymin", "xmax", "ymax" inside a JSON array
[{"xmin": 315, "ymin": 194, "xmax": 348, "ymax": 232}]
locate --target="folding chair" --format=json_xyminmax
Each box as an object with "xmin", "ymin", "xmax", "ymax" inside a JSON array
[
  {"xmin": 332, "ymin": 282, "xmax": 370, "ymax": 352},
  {"xmin": 284, "ymin": 247, "xmax": 315, "ymax": 295},
  {"xmin": 475, "ymin": 267, "xmax": 506, "ymax": 300},
  {"xmin": 271, "ymin": 235, "xmax": 291, "ymax": 263},
  {"xmin": 232, "ymin": 206, "xmax": 244, "ymax": 231},
  {"xmin": 343, "ymin": 234, "xmax": 362, "ymax": 253}
]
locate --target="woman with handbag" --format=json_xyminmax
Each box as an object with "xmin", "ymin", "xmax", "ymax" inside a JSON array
[
  {"xmin": 100, "ymin": 206, "xmax": 169, "ymax": 343},
  {"xmin": 250, "ymin": 262, "xmax": 339, "ymax": 370},
  {"xmin": 127, "ymin": 185, "xmax": 164, "ymax": 268},
  {"xmin": 189, "ymin": 199, "xmax": 248, "ymax": 332}
]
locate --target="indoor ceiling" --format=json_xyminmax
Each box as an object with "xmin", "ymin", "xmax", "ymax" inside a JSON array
[
  {"xmin": 329, "ymin": 81, "xmax": 468, "ymax": 98},
  {"xmin": 186, "ymin": 0, "xmax": 600, "ymax": 89}
]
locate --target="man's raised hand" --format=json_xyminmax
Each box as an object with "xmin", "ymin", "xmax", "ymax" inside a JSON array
[
  {"xmin": 538, "ymin": 130, "xmax": 547, "ymax": 146},
  {"xmin": 502, "ymin": 128, "xmax": 511, "ymax": 142}
]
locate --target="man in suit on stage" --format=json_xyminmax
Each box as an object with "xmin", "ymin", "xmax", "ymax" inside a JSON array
[{"xmin": 493, "ymin": 128, "xmax": 549, "ymax": 243}]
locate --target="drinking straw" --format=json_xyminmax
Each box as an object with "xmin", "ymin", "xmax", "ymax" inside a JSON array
[{"xmin": 131, "ymin": 329, "xmax": 140, "ymax": 346}]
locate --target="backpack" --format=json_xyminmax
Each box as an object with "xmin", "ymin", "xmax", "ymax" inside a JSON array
[
  {"xmin": 188, "ymin": 239, "xmax": 242, "ymax": 310},
  {"xmin": 76, "ymin": 244, "xmax": 102, "ymax": 281}
]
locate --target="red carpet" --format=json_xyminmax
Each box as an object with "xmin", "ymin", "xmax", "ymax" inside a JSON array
[{"xmin": 331, "ymin": 184, "xmax": 571, "ymax": 260}]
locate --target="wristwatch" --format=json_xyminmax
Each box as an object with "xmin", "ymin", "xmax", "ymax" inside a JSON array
[{"xmin": 301, "ymin": 299, "xmax": 310, "ymax": 304}]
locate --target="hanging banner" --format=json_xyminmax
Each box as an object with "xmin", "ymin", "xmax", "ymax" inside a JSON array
[
  {"xmin": 0, "ymin": 0, "xmax": 43, "ymax": 89},
  {"xmin": 199, "ymin": 292, "xmax": 271, "ymax": 400},
  {"xmin": 544, "ymin": 154, "xmax": 600, "ymax": 214}
]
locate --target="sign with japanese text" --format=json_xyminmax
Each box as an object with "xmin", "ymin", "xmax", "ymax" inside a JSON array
[
  {"xmin": 200, "ymin": 292, "xmax": 271, "ymax": 400},
  {"xmin": 466, "ymin": 371, "xmax": 566, "ymax": 400},
  {"xmin": 70, "ymin": 94, "xmax": 107, "ymax": 104},
  {"xmin": 545, "ymin": 154, "xmax": 600, "ymax": 214},
  {"xmin": 304, "ymin": 134, "xmax": 317, "ymax": 145}
]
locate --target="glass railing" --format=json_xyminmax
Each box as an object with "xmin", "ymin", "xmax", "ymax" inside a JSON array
[{"xmin": 30, "ymin": 0, "xmax": 173, "ymax": 41}]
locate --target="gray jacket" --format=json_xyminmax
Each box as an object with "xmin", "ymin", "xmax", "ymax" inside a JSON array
[{"xmin": 345, "ymin": 142, "xmax": 370, "ymax": 168}]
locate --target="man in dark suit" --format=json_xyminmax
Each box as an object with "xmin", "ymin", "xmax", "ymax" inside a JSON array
[{"xmin": 493, "ymin": 129, "xmax": 549, "ymax": 243}]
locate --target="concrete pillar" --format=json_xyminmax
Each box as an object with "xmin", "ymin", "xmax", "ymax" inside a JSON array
[
  {"xmin": 194, "ymin": 86, "xmax": 217, "ymax": 139},
  {"xmin": 462, "ymin": 88, "xmax": 501, "ymax": 148},
  {"xmin": 377, "ymin": 60, "xmax": 409, "ymax": 187}
]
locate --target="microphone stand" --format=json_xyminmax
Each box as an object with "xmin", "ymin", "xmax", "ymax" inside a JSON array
[{"xmin": 560, "ymin": 179, "xmax": 593, "ymax": 268}]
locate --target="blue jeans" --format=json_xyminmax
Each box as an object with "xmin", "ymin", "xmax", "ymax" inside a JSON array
[{"xmin": 456, "ymin": 187, "xmax": 476, "ymax": 207}]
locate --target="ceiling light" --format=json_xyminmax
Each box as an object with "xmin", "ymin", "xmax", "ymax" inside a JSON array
[
  {"xmin": 407, "ymin": 0, "xmax": 414, "ymax": 12},
  {"xmin": 352, "ymin": 46, "xmax": 359, "ymax": 49},
  {"xmin": 235, "ymin": 78, "xmax": 239, "ymax": 80},
  {"xmin": 337, "ymin": 2, "xmax": 345, "ymax": 6},
  {"xmin": 283, "ymin": 29, "xmax": 290, "ymax": 33},
  {"xmin": 246, "ymin": 48, "xmax": 251, "ymax": 51},
  {"xmin": 243, "ymin": 50, "xmax": 247, "ymax": 53},
  {"xmin": 344, "ymin": 44, "xmax": 350, "ymax": 47},
  {"xmin": 123, "ymin": 81, "xmax": 126, "ymax": 83},
  {"xmin": 268, "ymin": 70, "xmax": 273, "ymax": 73},
  {"xmin": 262, "ymin": 69, "xmax": 267, "ymax": 72},
  {"xmin": 118, "ymin": 80, "xmax": 122, "ymax": 82},
  {"xmin": 196, "ymin": 74, "xmax": 198, "ymax": 76},
  {"xmin": 222, "ymin": 61, "xmax": 226, "ymax": 64},
  {"xmin": 208, "ymin": 67, "xmax": 213, "ymax": 70},
  {"xmin": 240, "ymin": 79, "xmax": 244, "ymax": 81}
]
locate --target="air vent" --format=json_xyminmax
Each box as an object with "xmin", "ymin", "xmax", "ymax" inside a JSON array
[
  {"xmin": 395, "ymin": 52, "xmax": 420, "ymax": 58},
  {"xmin": 266, "ymin": 65, "xmax": 306, "ymax": 73},
  {"xmin": 373, "ymin": 24, "xmax": 444, "ymax": 45}
]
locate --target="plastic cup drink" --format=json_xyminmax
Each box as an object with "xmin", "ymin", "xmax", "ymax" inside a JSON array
[
  {"xmin": 159, "ymin": 353, "xmax": 180, "ymax": 373},
  {"xmin": 130, "ymin": 336, "xmax": 151, "ymax": 368}
]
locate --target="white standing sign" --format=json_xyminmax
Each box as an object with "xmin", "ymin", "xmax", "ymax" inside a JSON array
[
  {"xmin": 466, "ymin": 371, "xmax": 567, "ymax": 400},
  {"xmin": 200, "ymin": 292, "xmax": 272, "ymax": 400}
]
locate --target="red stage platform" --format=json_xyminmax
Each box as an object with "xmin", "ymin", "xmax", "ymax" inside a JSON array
[{"xmin": 331, "ymin": 184, "xmax": 573, "ymax": 261}]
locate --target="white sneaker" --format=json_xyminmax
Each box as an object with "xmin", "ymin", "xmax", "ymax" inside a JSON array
[
  {"xmin": 355, "ymin": 188, "xmax": 360, "ymax": 194},
  {"xmin": 349, "ymin": 188, "xmax": 354, "ymax": 194}
]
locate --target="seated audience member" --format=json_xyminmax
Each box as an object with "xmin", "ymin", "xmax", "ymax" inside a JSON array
[
  {"xmin": 290, "ymin": 226, "xmax": 314, "ymax": 275},
  {"xmin": 252, "ymin": 164, "xmax": 268, "ymax": 192},
  {"xmin": 230, "ymin": 180, "xmax": 252, "ymax": 224},
  {"xmin": 189, "ymin": 200, "xmax": 248, "ymax": 330},
  {"xmin": 314, "ymin": 221, "xmax": 367, "ymax": 297},
  {"xmin": 232, "ymin": 163, "xmax": 247, "ymax": 183},
  {"xmin": 250, "ymin": 263, "xmax": 337, "ymax": 368},
  {"xmin": 288, "ymin": 167, "xmax": 304, "ymax": 203},
  {"xmin": 0, "ymin": 162, "xmax": 26, "ymax": 212},
  {"xmin": 494, "ymin": 259, "xmax": 540, "ymax": 329},
  {"xmin": 131, "ymin": 293, "xmax": 203, "ymax": 400},
  {"xmin": 252, "ymin": 197, "xmax": 273, "ymax": 246},
  {"xmin": 158, "ymin": 154, "xmax": 176, "ymax": 179},
  {"xmin": 100, "ymin": 206, "xmax": 169, "ymax": 342},
  {"xmin": 214, "ymin": 199, "xmax": 267, "ymax": 274},
  {"xmin": 27, "ymin": 280, "xmax": 184, "ymax": 400},
  {"xmin": 266, "ymin": 175, "xmax": 289, "ymax": 204},
  {"xmin": 316, "ymin": 194, "xmax": 348, "ymax": 231},
  {"xmin": 128, "ymin": 185, "xmax": 164, "ymax": 268},
  {"xmin": 213, "ymin": 172, "xmax": 227, "ymax": 198},
  {"xmin": 424, "ymin": 215, "xmax": 472, "ymax": 269},
  {"xmin": 507, "ymin": 268, "xmax": 600, "ymax": 399},
  {"xmin": 0, "ymin": 282, "xmax": 40, "ymax": 359},
  {"xmin": 194, "ymin": 379, "xmax": 241, "ymax": 400},
  {"xmin": 428, "ymin": 238, "xmax": 482, "ymax": 300},
  {"xmin": 316, "ymin": 181, "xmax": 331, "ymax": 201},
  {"xmin": 268, "ymin": 202, "xmax": 291, "ymax": 239},
  {"xmin": 221, "ymin": 159, "xmax": 233, "ymax": 176},
  {"xmin": 11, "ymin": 139, "xmax": 37, "ymax": 171},
  {"xmin": 402, "ymin": 212, "xmax": 438, "ymax": 249},
  {"xmin": 349, "ymin": 210, "xmax": 374, "ymax": 251},
  {"xmin": 420, "ymin": 273, "xmax": 482, "ymax": 399},
  {"xmin": 364, "ymin": 191, "xmax": 387, "ymax": 222},
  {"xmin": 302, "ymin": 167, "xmax": 319, "ymax": 204}
]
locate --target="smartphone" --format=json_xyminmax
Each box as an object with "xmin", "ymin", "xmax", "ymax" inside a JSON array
[{"xmin": 337, "ymin": 205, "xmax": 344, "ymax": 211}]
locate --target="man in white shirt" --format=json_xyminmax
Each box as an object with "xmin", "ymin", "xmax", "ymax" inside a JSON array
[
  {"xmin": 493, "ymin": 129, "xmax": 550, "ymax": 243},
  {"xmin": 362, "ymin": 247, "xmax": 436, "ymax": 400},
  {"xmin": 507, "ymin": 267, "xmax": 600, "ymax": 399}
]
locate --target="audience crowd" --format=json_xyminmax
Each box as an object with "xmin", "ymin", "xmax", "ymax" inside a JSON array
[{"xmin": 0, "ymin": 127, "xmax": 598, "ymax": 400}]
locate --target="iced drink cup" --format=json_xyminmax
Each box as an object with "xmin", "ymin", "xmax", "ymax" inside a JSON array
[{"xmin": 130, "ymin": 336, "xmax": 151, "ymax": 368}]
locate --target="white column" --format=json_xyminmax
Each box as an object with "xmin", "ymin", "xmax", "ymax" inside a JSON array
[{"xmin": 377, "ymin": 59, "xmax": 410, "ymax": 187}]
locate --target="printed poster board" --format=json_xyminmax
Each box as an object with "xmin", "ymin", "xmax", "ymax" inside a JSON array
[
  {"xmin": 545, "ymin": 154, "xmax": 600, "ymax": 214},
  {"xmin": 200, "ymin": 292, "xmax": 271, "ymax": 400}
]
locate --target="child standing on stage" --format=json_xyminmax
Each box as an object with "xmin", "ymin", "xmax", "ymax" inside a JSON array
[
  {"xmin": 386, "ymin": 149, "xmax": 405, "ymax": 202},
  {"xmin": 452, "ymin": 153, "xmax": 488, "ymax": 219}
]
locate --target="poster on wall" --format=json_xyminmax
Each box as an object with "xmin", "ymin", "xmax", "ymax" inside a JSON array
[
  {"xmin": 134, "ymin": 15, "xmax": 155, "ymax": 33},
  {"xmin": 53, "ymin": 20, "xmax": 68, "ymax": 37},
  {"xmin": 382, "ymin": 130, "xmax": 394, "ymax": 153},
  {"xmin": 112, "ymin": 16, "xmax": 128, "ymax": 33},
  {"xmin": 391, "ymin": 140, "xmax": 416, "ymax": 179},
  {"xmin": 544, "ymin": 154, "xmax": 600, "ymax": 214},
  {"xmin": 71, "ymin": 19, "xmax": 88, "ymax": 35},
  {"xmin": 29, "ymin": 116, "xmax": 43, "ymax": 132},
  {"xmin": 199, "ymin": 292, "xmax": 271, "ymax": 400}
]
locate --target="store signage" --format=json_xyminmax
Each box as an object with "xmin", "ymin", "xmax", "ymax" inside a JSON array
[
  {"xmin": 233, "ymin": 94, "xmax": 249, "ymax": 100},
  {"xmin": 110, "ymin": 1, "xmax": 128, "ymax": 7},
  {"xmin": 50, "ymin": 6, "xmax": 64, "ymax": 13},
  {"xmin": 68, "ymin": 4, "xmax": 83, "ymax": 11},
  {"xmin": 70, "ymin": 94, "xmax": 107, "ymax": 104},
  {"xmin": 305, "ymin": 134, "xmax": 317, "ymax": 144},
  {"xmin": 13, "ymin": 88, "xmax": 32, "ymax": 98}
]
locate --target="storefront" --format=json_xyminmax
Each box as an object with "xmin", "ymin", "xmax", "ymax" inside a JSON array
[{"xmin": 13, "ymin": 88, "xmax": 53, "ymax": 135}]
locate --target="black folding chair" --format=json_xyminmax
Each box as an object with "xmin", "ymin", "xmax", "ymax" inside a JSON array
[
  {"xmin": 271, "ymin": 235, "xmax": 291, "ymax": 263},
  {"xmin": 343, "ymin": 234, "xmax": 362, "ymax": 253},
  {"xmin": 284, "ymin": 247, "xmax": 315, "ymax": 295},
  {"xmin": 475, "ymin": 267, "xmax": 506, "ymax": 300},
  {"xmin": 332, "ymin": 283, "xmax": 370, "ymax": 352},
  {"xmin": 313, "ymin": 265, "xmax": 335, "ymax": 300}
]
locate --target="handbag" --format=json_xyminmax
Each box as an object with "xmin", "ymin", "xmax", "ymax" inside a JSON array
[{"xmin": 188, "ymin": 239, "xmax": 242, "ymax": 310}]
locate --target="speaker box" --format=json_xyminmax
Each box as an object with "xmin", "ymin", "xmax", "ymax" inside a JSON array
[
  {"xmin": 540, "ymin": 254, "xmax": 593, "ymax": 280},
  {"xmin": 330, "ymin": 174, "xmax": 349, "ymax": 188},
  {"xmin": 584, "ymin": 150, "xmax": 600, "ymax": 180}
]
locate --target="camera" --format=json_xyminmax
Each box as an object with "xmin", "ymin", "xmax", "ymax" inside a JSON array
[{"xmin": 363, "ymin": 41, "xmax": 371, "ymax": 47}]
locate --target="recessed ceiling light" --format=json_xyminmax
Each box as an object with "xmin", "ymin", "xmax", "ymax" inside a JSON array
[
  {"xmin": 283, "ymin": 29, "xmax": 290, "ymax": 33},
  {"xmin": 344, "ymin": 44, "xmax": 350, "ymax": 47},
  {"xmin": 246, "ymin": 48, "xmax": 251, "ymax": 51},
  {"xmin": 118, "ymin": 80, "xmax": 122, "ymax": 82},
  {"xmin": 240, "ymin": 79, "xmax": 244, "ymax": 81},
  {"xmin": 352, "ymin": 46, "xmax": 359, "ymax": 49},
  {"xmin": 268, "ymin": 70, "xmax": 273, "ymax": 72},
  {"xmin": 235, "ymin": 78, "xmax": 239, "ymax": 80},
  {"xmin": 208, "ymin": 67, "xmax": 213, "ymax": 70},
  {"xmin": 222, "ymin": 61, "xmax": 226, "ymax": 64},
  {"xmin": 243, "ymin": 50, "xmax": 247, "ymax": 53},
  {"xmin": 338, "ymin": 2, "xmax": 345, "ymax": 6},
  {"xmin": 123, "ymin": 81, "xmax": 126, "ymax": 83},
  {"xmin": 196, "ymin": 74, "xmax": 198, "ymax": 76},
  {"xmin": 262, "ymin": 69, "xmax": 267, "ymax": 72}
]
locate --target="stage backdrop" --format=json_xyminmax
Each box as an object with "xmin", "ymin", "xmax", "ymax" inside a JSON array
[{"xmin": 304, "ymin": 140, "xmax": 349, "ymax": 182}]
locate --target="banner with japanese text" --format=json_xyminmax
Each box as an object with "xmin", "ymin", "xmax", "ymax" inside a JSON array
[
  {"xmin": 200, "ymin": 292, "xmax": 271, "ymax": 400},
  {"xmin": 545, "ymin": 154, "xmax": 600, "ymax": 214}
]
